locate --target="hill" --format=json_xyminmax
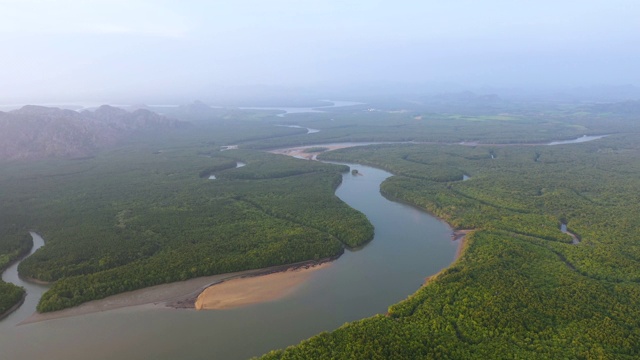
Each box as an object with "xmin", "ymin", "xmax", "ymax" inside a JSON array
[{"xmin": 0, "ymin": 105, "xmax": 187, "ymax": 161}]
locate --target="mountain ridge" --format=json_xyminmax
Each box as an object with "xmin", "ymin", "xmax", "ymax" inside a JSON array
[{"xmin": 0, "ymin": 105, "xmax": 188, "ymax": 161}]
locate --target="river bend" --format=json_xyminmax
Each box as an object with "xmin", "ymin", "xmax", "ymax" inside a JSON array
[{"xmin": 0, "ymin": 163, "xmax": 456, "ymax": 360}]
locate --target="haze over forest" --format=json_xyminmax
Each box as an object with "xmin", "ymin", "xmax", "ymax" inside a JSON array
[
  {"xmin": 6, "ymin": 2, "xmax": 640, "ymax": 360},
  {"xmin": 2, "ymin": 0, "xmax": 640, "ymax": 104}
]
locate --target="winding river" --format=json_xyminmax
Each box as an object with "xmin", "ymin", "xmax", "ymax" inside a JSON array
[
  {"xmin": 0, "ymin": 163, "xmax": 456, "ymax": 360},
  {"xmin": 1, "ymin": 232, "xmax": 49, "ymax": 326},
  {"xmin": 0, "ymin": 134, "xmax": 607, "ymax": 359}
]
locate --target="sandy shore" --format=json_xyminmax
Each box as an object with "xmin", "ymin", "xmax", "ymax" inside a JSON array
[
  {"xmin": 20, "ymin": 271, "xmax": 246, "ymax": 324},
  {"xmin": 195, "ymin": 262, "xmax": 331, "ymax": 310},
  {"xmin": 21, "ymin": 257, "xmax": 337, "ymax": 325}
]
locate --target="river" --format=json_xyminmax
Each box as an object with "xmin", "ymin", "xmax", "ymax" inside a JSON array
[
  {"xmin": 0, "ymin": 163, "xmax": 456, "ymax": 360},
  {"xmin": 1, "ymin": 132, "xmax": 609, "ymax": 359}
]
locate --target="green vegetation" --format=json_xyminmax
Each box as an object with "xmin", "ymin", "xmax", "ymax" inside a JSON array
[
  {"xmin": 238, "ymin": 103, "xmax": 633, "ymax": 150},
  {"xmin": 0, "ymin": 282, "xmax": 25, "ymax": 318},
  {"xmin": 0, "ymin": 136, "xmax": 372, "ymax": 312},
  {"xmin": 0, "ymin": 230, "xmax": 32, "ymax": 273},
  {"xmin": 260, "ymin": 134, "xmax": 640, "ymax": 359},
  {"xmin": 4, "ymin": 98, "xmax": 640, "ymax": 358}
]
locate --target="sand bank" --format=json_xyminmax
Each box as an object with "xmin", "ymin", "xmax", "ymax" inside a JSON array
[
  {"xmin": 195, "ymin": 262, "xmax": 330, "ymax": 310},
  {"xmin": 21, "ymin": 257, "xmax": 336, "ymax": 325},
  {"xmin": 20, "ymin": 271, "xmax": 246, "ymax": 324}
]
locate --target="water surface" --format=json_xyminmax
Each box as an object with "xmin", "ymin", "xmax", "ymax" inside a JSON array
[
  {"xmin": 547, "ymin": 135, "xmax": 607, "ymax": 145},
  {"xmin": 0, "ymin": 164, "xmax": 456, "ymax": 360},
  {"xmin": 1, "ymin": 232, "xmax": 49, "ymax": 326}
]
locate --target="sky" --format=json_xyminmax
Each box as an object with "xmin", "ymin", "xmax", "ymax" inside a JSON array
[{"xmin": 1, "ymin": 0, "xmax": 639, "ymax": 103}]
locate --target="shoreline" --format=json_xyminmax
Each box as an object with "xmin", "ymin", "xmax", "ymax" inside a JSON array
[
  {"xmin": 22, "ymin": 144, "xmax": 469, "ymax": 325},
  {"xmin": 19, "ymin": 275, "xmax": 53, "ymax": 286},
  {"xmin": 195, "ymin": 261, "xmax": 332, "ymax": 310},
  {"xmin": 378, "ymin": 190, "xmax": 473, "ymax": 253},
  {"xmin": 168, "ymin": 255, "xmax": 339, "ymax": 310},
  {"xmin": 421, "ymin": 229, "xmax": 472, "ymax": 287},
  {"xmin": 272, "ymin": 145, "xmax": 475, "ymax": 293},
  {"xmin": 0, "ymin": 293, "xmax": 26, "ymax": 321},
  {"xmin": 20, "ymin": 255, "xmax": 340, "ymax": 325},
  {"xmin": 452, "ymin": 230, "xmax": 472, "ymax": 260}
]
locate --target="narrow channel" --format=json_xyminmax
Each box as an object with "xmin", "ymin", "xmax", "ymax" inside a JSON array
[{"xmin": 1, "ymin": 232, "xmax": 49, "ymax": 327}]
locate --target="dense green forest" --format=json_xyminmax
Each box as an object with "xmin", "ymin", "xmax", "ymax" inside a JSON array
[
  {"xmin": 0, "ymin": 107, "xmax": 323, "ymax": 315},
  {"xmin": 0, "ymin": 281, "xmax": 25, "ymax": 318},
  {"xmin": 260, "ymin": 134, "xmax": 640, "ymax": 359},
  {"xmin": 236, "ymin": 103, "xmax": 637, "ymax": 150},
  {"xmin": 3, "ymin": 98, "xmax": 640, "ymax": 359},
  {"xmin": 0, "ymin": 140, "xmax": 372, "ymax": 312}
]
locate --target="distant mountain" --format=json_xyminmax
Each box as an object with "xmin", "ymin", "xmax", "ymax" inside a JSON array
[
  {"xmin": 82, "ymin": 105, "xmax": 184, "ymax": 131},
  {"xmin": 0, "ymin": 105, "xmax": 188, "ymax": 161}
]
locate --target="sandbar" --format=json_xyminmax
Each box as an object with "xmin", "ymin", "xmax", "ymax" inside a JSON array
[
  {"xmin": 195, "ymin": 262, "xmax": 330, "ymax": 310},
  {"xmin": 21, "ymin": 257, "xmax": 336, "ymax": 324}
]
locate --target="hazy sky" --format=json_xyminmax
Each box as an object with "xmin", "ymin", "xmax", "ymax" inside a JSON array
[{"xmin": 1, "ymin": 0, "xmax": 639, "ymax": 102}]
